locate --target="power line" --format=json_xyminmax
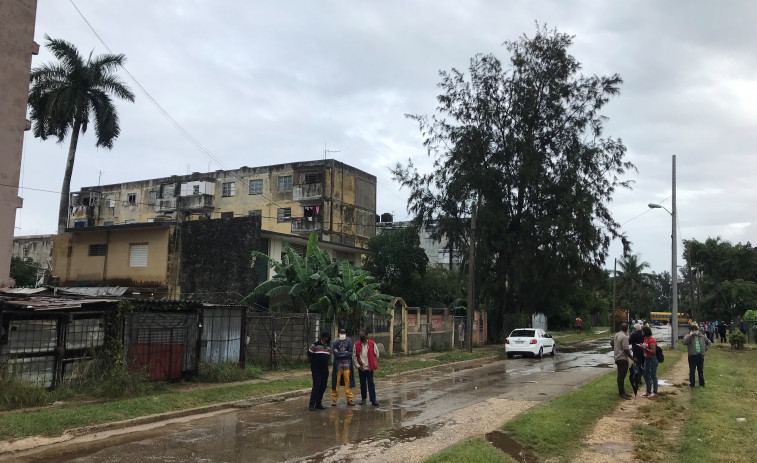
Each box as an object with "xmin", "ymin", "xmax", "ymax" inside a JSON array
[{"xmin": 66, "ymin": 0, "xmax": 286, "ymax": 210}]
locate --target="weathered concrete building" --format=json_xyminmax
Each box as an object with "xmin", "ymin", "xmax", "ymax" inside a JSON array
[
  {"xmin": 67, "ymin": 160, "xmax": 376, "ymax": 248},
  {"xmin": 12, "ymin": 235, "xmax": 53, "ymax": 268},
  {"xmin": 0, "ymin": 0, "xmax": 38, "ymax": 286},
  {"xmin": 52, "ymin": 160, "xmax": 376, "ymax": 301},
  {"xmin": 376, "ymin": 220, "xmax": 463, "ymax": 269}
]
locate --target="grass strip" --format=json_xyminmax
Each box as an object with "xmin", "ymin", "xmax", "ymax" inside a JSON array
[
  {"xmin": 503, "ymin": 349, "xmax": 681, "ymax": 463},
  {"xmin": 422, "ymin": 437, "xmax": 516, "ymax": 463},
  {"xmin": 678, "ymin": 346, "xmax": 757, "ymax": 463},
  {"xmin": 376, "ymin": 350, "xmax": 492, "ymax": 379},
  {"xmin": 0, "ymin": 377, "xmax": 310, "ymax": 440},
  {"xmin": 551, "ymin": 326, "xmax": 611, "ymax": 345}
]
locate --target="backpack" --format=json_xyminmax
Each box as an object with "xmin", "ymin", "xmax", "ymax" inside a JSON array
[{"xmin": 655, "ymin": 345, "xmax": 664, "ymax": 363}]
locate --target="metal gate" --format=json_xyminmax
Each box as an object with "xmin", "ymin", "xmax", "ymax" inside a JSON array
[
  {"xmin": 124, "ymin": 311, "xmax": 199, "ymax": 381},
  {"xmin": 246, "ymin": 313, "xmax": 319, "ymax": 369}
]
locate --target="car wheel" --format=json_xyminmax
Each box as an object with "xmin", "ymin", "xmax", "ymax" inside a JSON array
[
  {"xmin": 507, "ymin": 353, "xmax": 513, "ymax": 358},
  {"xmin": 537, "ymin": 347, "xmax": 543, "ymax": 359},
  {"xmin": 550, "ymin": 345, "xmax": 556, "ymax": 356}
]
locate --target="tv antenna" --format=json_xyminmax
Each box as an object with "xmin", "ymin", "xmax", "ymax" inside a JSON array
[{"xmin": 324, "ymin": 142, "xmax": 340, "ymax": 160}]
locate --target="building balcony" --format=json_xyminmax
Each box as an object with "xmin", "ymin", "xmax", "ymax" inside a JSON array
[
  {"xmin": 155, "ymin": 197, "xmax": 177, "ymax": 212},
  {"xmin": 292, "ymin": 183, "xmax": 323, "ymax": 201},
  {"xmin": 291, "ymin": 217, "xmax": 322, "ymax": 233},
  {"xmin": 178, "ymin": 194, "xmax": 214, "ymax": 211}
]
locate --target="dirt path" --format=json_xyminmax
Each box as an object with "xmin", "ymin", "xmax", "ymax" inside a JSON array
[{"xmin": 572, "ymin": 354, "xmax": 690, "ymax": 463}]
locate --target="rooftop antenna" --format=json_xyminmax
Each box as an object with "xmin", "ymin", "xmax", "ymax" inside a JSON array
[
  {"xmin": 324, "ymin": 142, "xmax": 340, "ymax": 160},
  {"xmin": 97, "ymin": 170, "xmax": 103, "ymax": 186}
]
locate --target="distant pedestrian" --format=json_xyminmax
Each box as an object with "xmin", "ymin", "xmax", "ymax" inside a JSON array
[
  {"xmin": 331, "ymin": 329, "xmax": 356, "ymax": 406},
  {"xmin": 612, "ymin": 323, "xmax": 634, "ymax": 400},
  {"xmin": 354, "ymin": 330, "xmax": 380, "ymax": 406},
  {"xmin": 458, "ymin": 321, "xmax": 465, "ymax": 349},
  {"xmin": 640, "ymin": 326, "xmax": 659, "ymax": 398},
  {"xmin": 707, "ymin": 322, "xmax": 716, "ymax": 343},
  {"xmin": 307, "ymin": 331, "xmax": 332, "ymax": 411},
  {"xmin": 718, "ymin": 321, "xmax": 727, "ymax": 343},
  {"xmin": 682, "ymin": 324, "xmax": 711, "ymax": 388},
  {"xmin": 576, "ymin": 317, "xmax": 583, "ymax": 334}
]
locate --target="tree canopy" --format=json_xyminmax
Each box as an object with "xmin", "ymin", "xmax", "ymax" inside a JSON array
[
  {"xmin": 393, "ymin": 26, "xmax": 633, "ymax": 335},
  {"xmin": 28, "ymin": 35, "xmax": 134, "ymax": 233},
  {"xmin": 363, "ymin": 226, "xmax": 429, "ymax": 305}
]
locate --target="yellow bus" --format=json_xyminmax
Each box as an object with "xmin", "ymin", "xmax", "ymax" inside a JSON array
[{"xmin": 649, "ymin": 312, "xmax": 690, "ymax": 325}]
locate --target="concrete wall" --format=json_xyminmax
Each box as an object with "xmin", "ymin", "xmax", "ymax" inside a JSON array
[
  {"xmin": 0, "ymin": 0, "xmax": 38, "ymax": 286},
  {"xmin": 179, "ymin": 215, "xmax": 261, "ymax": 303},
  {"xmin": 51, "ymin": 225, "xmax": 172, "ymax": 286},
  {"xmin": 12, "ymin": 235, "xmax": 53, "ymax": 269}
]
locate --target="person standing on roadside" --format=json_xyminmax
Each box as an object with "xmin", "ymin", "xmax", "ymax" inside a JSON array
[
  {"xmin": 458, "ymin": 321, "xmax": 465, "ymax": 349},
  {"xmin": 682, "ymin": 324, "xmax": 711, "ymax": 388},
  {"xmin": 612, "ymin": 323, "xmax": 634, "ymax": 400},
  {"xmin": 628, "ymin": 323, "xmax": 645, "ymax": 370},
  {"xmin": 707, "ymin": 321, "xmax": 716, "ymax": 343},
  {"xmin": 331, "ymin": 329, "xmax": 356, "ymax": 406},
  {"xmin": 353, "ymin": 330, "xmax": 380, "ymax": 407},
  {"xmin": 307, "ymin": 331, "xmax": 332, "ymax": 411},
  {"xmin": 640, "ymin": 326, "xmax": 659, "ymax": 398}
]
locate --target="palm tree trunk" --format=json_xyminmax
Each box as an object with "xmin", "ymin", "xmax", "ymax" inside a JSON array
[{"xmin": 57, "ymin": 119, "xmax": 81, "ymax": 234}]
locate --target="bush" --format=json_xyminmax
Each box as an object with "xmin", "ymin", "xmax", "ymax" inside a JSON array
[
  {"xmin": 197, "ymin": 362, "xmax": 262, "ymax": 383},
  {"xmin": 730, "ymin": 330, "xmax": 747, "ymax": 350},
  {"xmin": 0, "ymin": 376, "xmax": 50, "ymax": 410}
]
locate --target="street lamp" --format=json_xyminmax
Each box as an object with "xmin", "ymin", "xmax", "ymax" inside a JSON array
[{"xmin": 648, "ymin": 155, "xmax": 678, "ymax": 349}]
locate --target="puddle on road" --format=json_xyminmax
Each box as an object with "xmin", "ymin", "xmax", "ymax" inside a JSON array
[{"xmin": 485, "ymin": 430, "xmax": 538, "ymax": 462}]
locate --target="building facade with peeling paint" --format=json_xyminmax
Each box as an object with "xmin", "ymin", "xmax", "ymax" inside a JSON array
[{"xmin": 66, "ymin": 159, "xmax": 376, "ymax": 248}]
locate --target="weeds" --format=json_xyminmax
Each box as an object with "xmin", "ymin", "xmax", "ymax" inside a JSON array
[{"xmin": 197, "ymin": 362, "xmax": 262, "ymax": 383}]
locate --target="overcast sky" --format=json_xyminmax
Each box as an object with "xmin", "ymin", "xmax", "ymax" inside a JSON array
[{"xmin": 15, "ymin": 0, "xmax": 757, "ymax": 274}]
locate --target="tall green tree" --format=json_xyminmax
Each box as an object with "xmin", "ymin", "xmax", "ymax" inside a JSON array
[
  {"xmin": 9, "ymin": 257, "xmax": 37, "ymax": 287},
  {"xmin": 363, "ymin": 226, "xmax": 429, "ymax": 305},
  {"xmin": 393, "ymin": 26, "xmax": 633, "ymax": 336},
  {"xmin": 28, "ymin": 35, "xmax": 135, "ymax": 234}
]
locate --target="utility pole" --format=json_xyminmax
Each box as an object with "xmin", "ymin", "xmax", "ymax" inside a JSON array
[
  {"xmin": 671, "ymin": 155, "xmax": 678, "ymax": 349},
  {"xmin": 612, "ymin": 257, "xmax": 617, "ymax": 333},
  {"xmin": 466, "ymin": 201, "xmax": 476, "ymax": 353}
]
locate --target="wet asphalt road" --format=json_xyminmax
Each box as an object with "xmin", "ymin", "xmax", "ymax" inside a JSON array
[{"xmin": 10, "ymin": 326, "xmax": 671, "ymax": 463}]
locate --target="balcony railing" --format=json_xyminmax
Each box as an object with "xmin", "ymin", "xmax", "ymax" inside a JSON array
[
  {"xmin": 292, "ymin": 183, "xmax": 323, "ymax": 201},
  {"xmin": 155, "ymin": 197, "xmax": 177, "ymax": 212},
  {"xmin": 178, "ymin": 194, "xmax": 214, "ymax": 211},
  {"xmin": 291, "ymin": 217, "xmax": 322, "ymax": 233}
]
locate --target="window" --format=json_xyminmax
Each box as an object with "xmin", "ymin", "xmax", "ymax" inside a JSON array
[
  {"xmin": 248, "ymin": 179, "xmax": 263, "ymax": 195},
  {"xmin": 277, "ymin": 208, "xmax": 291, "ymax": 222},
  {"xmin": 193, "ymin": 185, "xmax": 200, "ymax": 195},
  {"xmin": 129, "ymin": 243, "xmax": 148, "ymax": 267},
  {"xmin": 303, "ymin": 205, "xmax": 320, "ymax": 221},
  {"xmin": 124, "ymin": 219, "xmax": 136, "ymax": 224},
  {"xmin": 248, "ymin": 210, "xmax": 262, "ymax": 217},
  {"xmin": 278, "ymin": 176, "xmax": 292, "ymax": 191},
  {"xmin": 74, "ymin": 219, "xmax": 86, "ymax": 228},
  {"xmin": 127, "ymin": 193, "xmax": 137, "ymax": 205},
  {"xmin": 147, "ymin": 190, "xmax": 157, "ymax": 205},
  {"xmin": 103, "ymin": 221, "xmax": 114, "ymax": 226},
  {"xmin": 304, "ymin": 173, "xmax": 323, "ymax": 184},
  {"xmin": 89, "ymin": 244, "xmax": 107, "ymax": 257},
  {"xmin": 221, "ymin": 211, "xmax": 234, "ymax": 219},
  {"xmin": 222, "ymin": 182, "xmax": 235, "ymax": 197}
]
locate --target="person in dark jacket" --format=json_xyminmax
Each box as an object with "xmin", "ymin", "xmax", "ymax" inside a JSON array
[
  {"xmin": 331, "ymin": 329, "xmax": 356, "ymax": 406},
  {"xmin": 717, "ymin": 321, "xmax": 727, "ymax": 343},
  {"xmin": 628, "ymin": 324, "xmax": 645, "ymax": 369},
  {"xmin": 682, "ymin": 324, "xmax": 711, "ymax": 388},
  {"xmin": 307, "ymin": 332, "xmax": 332, "ymax": 411}
]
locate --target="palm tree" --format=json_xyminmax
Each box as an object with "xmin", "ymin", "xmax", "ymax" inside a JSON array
[{"xmin": 28, "ymin": 35, "xmax": 135, "ymax": 234}]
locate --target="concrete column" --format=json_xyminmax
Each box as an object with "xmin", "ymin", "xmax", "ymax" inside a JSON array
[{"xmin": 0, "ymin": 0, "xmax": 38, "ymax": 286}]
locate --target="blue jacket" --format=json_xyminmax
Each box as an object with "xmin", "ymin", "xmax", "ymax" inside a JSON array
[{"xmin": 331, "ymin": 338, "xmax": 356, "ymax": 389}]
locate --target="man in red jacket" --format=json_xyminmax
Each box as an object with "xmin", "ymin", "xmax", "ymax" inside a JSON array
[{"xmin": 354, "ymin": 329, "xmax": 380, "ymax": 406}]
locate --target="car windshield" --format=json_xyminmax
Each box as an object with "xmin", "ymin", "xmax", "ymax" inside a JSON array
[{"xmin": 510, "ymin": 330, "xmax": 535, "ymax": 338}]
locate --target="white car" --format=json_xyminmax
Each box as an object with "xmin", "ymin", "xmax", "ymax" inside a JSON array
[{"xmin": 505, "ymin": 328, "xmax": 556, "ymax": 358}]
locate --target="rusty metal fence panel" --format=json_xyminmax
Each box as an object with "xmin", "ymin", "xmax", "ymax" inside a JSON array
[
  {"xmin": 0, "ymin": 312, "xmax": 106, "ymax": 388},
  {"xmin": 200, "ymin": 307, "xmax": 244, "ymax": 363},
  {"xmin": 246, "ymin": 312, "xmax": 319, "ymax": 369}
]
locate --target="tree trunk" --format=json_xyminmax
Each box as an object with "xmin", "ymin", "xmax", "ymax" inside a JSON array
[{"xmin": 57, "ymin": 119, "xmax": 81, "ymax": 234}]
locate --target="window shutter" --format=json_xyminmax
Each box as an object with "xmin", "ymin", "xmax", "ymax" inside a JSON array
[{"xmin": 129, "ymin": 243, "xmax": 149, "ymax": 267}]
